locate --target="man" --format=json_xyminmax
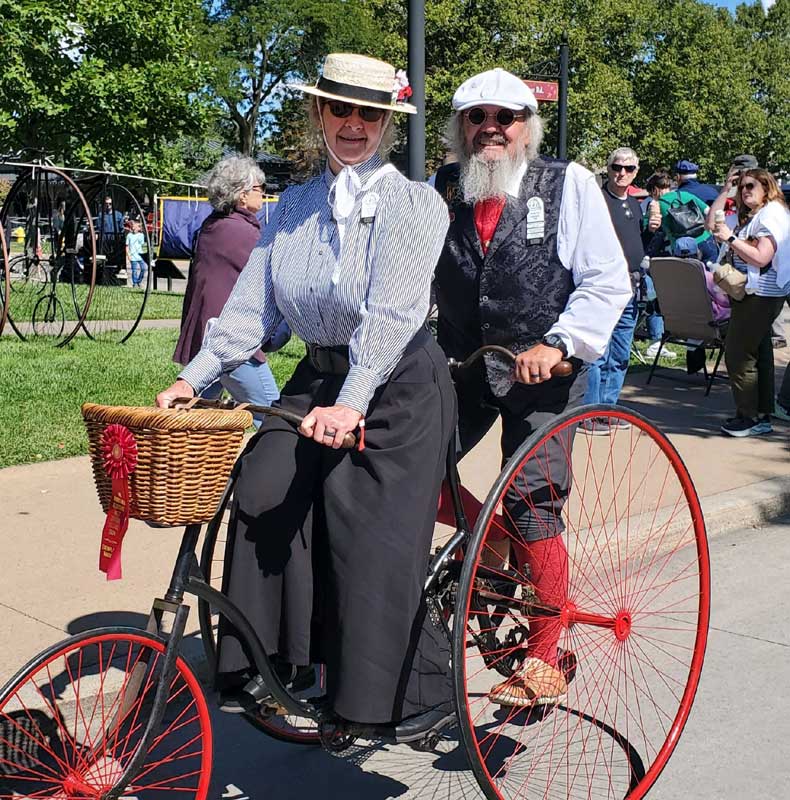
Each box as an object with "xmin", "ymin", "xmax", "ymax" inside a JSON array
[
  {"xmin": 656, "ymin": 167, "xmax": 719, "ymax": 263},
  {"xmin": 674, "ymin": 159, "xmax": 719, "ymax": 205},
  {"xmin": 95, "ymin": 195, "xmax": 125, "ymax": 235},
  {"xmin": 433, "ymin": 68, "xmax": 631, "ymax": 706},
  {"xmin": 583, "ymin": 147, "xmax": 652, "ymax": 422}
]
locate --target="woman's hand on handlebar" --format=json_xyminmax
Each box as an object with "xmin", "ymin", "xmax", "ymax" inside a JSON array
[
  {"xmin": 514, "ymin": 344, "xmax": 565, "ymax": 385},
  {"xmin": 300, "ymin": 404, "xmax": 362, "ymax": 450},
  {"xmin": 156, "ymin": 379, "xmax": 195, "ymax": 409}
]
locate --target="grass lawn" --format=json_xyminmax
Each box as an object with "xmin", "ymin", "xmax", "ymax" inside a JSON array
[
  {"xmin": 5, "ymin": 283, "xmax": 185, "ymax": 322},
  {"xmin": 0, "ymin": 331, "xmax": 304, "ymax": 468},
  {"xmin": 0, "ymin": 330, "xmax": 690, "ymax": 469}
]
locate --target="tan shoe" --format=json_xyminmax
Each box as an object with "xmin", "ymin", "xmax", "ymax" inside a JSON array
[{"xmin": 488, "ymin": 657, "xmax": 568, "ymax": 707}]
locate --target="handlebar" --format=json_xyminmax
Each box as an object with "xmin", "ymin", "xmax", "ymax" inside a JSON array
[
  {"xmin": 170, "ymin": 396, "xmax": 357, "ymax": 449},
  {"xmin": 447, "ymin": 345, "xmax": 574, "ymax": 378}
]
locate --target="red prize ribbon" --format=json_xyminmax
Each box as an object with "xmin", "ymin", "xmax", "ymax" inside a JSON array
[{"xmin": 99, "ymin": 424, "xmax": 138, "ymax": 581}]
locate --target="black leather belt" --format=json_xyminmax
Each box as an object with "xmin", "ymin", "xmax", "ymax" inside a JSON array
[
  {"xmin": 306, "ymin": 325, "xmax": 432, "ymax": 377},
  {"xmin": 305, "ymin": 343, "xmax": 351, "ymax": 375}
]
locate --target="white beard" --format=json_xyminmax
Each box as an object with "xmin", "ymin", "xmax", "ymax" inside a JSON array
[{"xmin": 459, "ymin": 148, "xmax": 528, "ymax": 204}]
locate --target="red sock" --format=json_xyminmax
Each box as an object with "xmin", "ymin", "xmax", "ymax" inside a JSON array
[
  {"xmin": 515, "ymin": 535, "xmax": 568, "ymax": 667},
  {"xmin": 436, "ymin": 482, "xmax": 509, "ymax": 540}
]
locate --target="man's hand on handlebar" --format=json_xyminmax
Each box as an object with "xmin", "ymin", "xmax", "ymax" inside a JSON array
[
  {"xmin": 156, "ymin": 379, "xmax": 195, "ymax": 409},
  {"xmin": 300, "ymin": 405, "xmax": 362, "ymax": 450},
  {"xmin": 514, "ymin": 344, "xmax": 565, "ymax": 385}
]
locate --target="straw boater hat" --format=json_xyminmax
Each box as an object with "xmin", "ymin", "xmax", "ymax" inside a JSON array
[{"xmin": 291, "ymin": 53, "xmax": 417, "ymax": 115}]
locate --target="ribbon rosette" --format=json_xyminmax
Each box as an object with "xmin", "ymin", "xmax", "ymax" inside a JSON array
[
  {"xmin": 99, "ymin": 424, "xmax": 138, "ymax": 580},
  {"xmin": 393, "ymin": 69, "xmax": 412, "ymax": 104}
]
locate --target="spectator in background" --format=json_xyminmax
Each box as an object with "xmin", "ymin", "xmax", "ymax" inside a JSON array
[
  {"xmin": 710, "ymin": 169, "xmax": 790, "ymax": 437},
  {"xmin": 173, "ymin": 156, "xmax": 288, "ymax": 427},
  {"xmin": 654, "ymin": 170, "xmax": 718, "ymax": 263},
  {"xmin": 672, "ymin": 237, "xmax": 730, "ymax": 323},
  {"xmin": 95, "ymin": 195, "xmax": 125, "ymax": 235},
  {"xmin": 674, "ymin": 159, "xmax": 719, "ymax": 206},
  {"xmin": 125, "ymin": 219, "xmax": 147, "ymax": 288},
  {"xmin": 582, "ymin": 147, "xmax": 642, "ymax": 428}
]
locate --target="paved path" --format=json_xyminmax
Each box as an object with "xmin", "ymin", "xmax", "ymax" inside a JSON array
[
  {"xmin": 2, "ymin": 318, "xmax": 790, "ymax": 797},
  {"xmin": 205, "ymin": 519, "xmax": 790, "ymax": 799}
]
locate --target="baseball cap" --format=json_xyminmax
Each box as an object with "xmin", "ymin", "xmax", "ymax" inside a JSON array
[
  {"xmin": 730, "ymin": 154, "xmax": 759, "ymax": 170},
  {"xmin": 673, "ymin": 237, "xmax": 699, "ymax": 258},
  {"xmin": 674, "ymin": 160, "xmax": 699, "ymax": 174},
  {"xmin": 452, "ymin": 68, "xmax": 538, "ymax": 113}
]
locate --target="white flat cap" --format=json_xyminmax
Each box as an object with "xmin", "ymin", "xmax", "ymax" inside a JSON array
[{"xmin": 452, "ymin": 68, "xmax": 538, "ymax": 113}]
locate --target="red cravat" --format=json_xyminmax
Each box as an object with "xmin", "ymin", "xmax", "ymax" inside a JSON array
[{"xmin": 474, "ymin": 197, "xmax": 506, "ymax": 254}]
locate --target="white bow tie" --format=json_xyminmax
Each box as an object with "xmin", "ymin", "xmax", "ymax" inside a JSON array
[{"xmin": 330, "ymin": 166, "xmax": 363, "ymax": 225}]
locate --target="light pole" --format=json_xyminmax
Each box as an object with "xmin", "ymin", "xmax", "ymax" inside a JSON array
[{"xmin": 407, "ymin": 0, "xmax": 425, "ymax": 180}]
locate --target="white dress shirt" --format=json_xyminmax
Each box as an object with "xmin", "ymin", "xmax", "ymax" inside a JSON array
[{"xmin": 503, "ymin": 161, "xmax": 631, "ymax": 362}]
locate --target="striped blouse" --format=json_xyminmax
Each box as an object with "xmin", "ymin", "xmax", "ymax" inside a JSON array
[
  {"xmin": 732, "ymin": 201, "xmax": 788, "ymax": 298},
  {"xmin": 179, "ymin": 154, "xmax": 450, "ymax": 414}
]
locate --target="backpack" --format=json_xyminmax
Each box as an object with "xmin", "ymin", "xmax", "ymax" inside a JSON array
[{"xmin": 664, "ymin": 192, "xmax": 706, "ymax": 239}]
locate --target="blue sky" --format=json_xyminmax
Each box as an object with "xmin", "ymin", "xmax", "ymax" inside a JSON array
[{"xmin": 710, "ymin": 0, "xmax": 774, "ymax": 10}]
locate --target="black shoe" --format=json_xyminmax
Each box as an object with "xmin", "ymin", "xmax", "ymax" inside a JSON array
[
  {"xmin": 720, "ymin": 415, "xmax": 772, "ymax": 437},
  {"xmin": 393, "ymin": 707, "xmax": 456, "ymax": 744},
  {"xmin": 219, "ymin": 672, "xmax": 273, "ymax": 714},
  {"xmin": 218, "ymin": 664, "xmax": 316, "ymax": 714}
]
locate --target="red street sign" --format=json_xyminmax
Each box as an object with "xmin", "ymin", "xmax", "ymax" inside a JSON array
[{"xmin": 523, "ymin": 80, "xmax": 559, "ymax": 103}]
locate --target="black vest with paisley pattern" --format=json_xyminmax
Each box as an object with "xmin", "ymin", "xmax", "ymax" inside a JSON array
[{"xmin": 433, "ymin": 156, "xmax": 572, "ymax": 397}]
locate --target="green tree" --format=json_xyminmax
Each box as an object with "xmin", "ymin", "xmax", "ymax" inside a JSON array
[
  {"xmin": 0, "ymin": 0, "xmax": 213, "ymax": 179},
  {"xmin": 734, "ymin": 0, "xmax": 790, "ymax": 174},
  {"xmin": 201, "ymin": 0, "xmax": 385, "ymax": 156}
]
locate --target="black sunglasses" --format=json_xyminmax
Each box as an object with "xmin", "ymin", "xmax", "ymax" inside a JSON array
[
  {"xmin": 610, "ymin": 163, "xmax": 637, "ymax": 174},
  {"xmin": 464, "ymin": 107, "xmax": 527, "ymax": 128},
  {"xmin": 740, "ymin": 181, "xmax": 759, "ymax": 191},
  {"xmin": 325, "ymin": 101, "xmax": 386, "ymax": 123}
]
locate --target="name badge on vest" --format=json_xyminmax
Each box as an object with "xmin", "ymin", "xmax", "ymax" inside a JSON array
[
  {"xmin": 360, "ymin": 191, "xmax": 379, "ymax": 224},
  {"xmin": 526, "ymin": 196, "xmax": 545, "ymax": 245}
]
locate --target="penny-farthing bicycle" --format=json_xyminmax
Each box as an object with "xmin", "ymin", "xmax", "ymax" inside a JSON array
[{"xmin": 0, "ymin": 347, "xmax": 710, "ymax": 800}]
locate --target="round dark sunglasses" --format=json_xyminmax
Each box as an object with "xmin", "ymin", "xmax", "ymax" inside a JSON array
[
  {"xmin": 610, "ymin": 163, "xmax": 637, "ymax": 174},
  {"xmin": 325, "ymin": 101, "xmax": 386, "ymax": 123},
  {"xmin": 464, "ymin": 107, "xmax": 527, "ymax": 127},
  {"xmin": 740, "ymin": 181, "xmax": 759, "ymax": 191}
]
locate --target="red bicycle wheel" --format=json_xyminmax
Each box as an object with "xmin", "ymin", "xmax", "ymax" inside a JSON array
[
  {"xmin": 0, "ymin": 628, "xmax": 212, "ymax": 800},
  {"xmin": 198, "ymin": 507, "xmax": 321, "ymax": 745},
  {"xmin": 454, "ymin": 405, "xmax": 710, "ymax": 800}
]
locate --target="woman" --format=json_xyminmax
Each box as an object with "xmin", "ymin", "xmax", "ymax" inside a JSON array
[
  {"xmin": 157, "ymin": 54, "xmax": 455, "ymax": 732},
  {"xmin": 173, "ymin": 156, "xmax": 288, "ymax": 426},
  {"xmin": 710, "ymin": 168, "xmax": 790, "ymax": 437}
]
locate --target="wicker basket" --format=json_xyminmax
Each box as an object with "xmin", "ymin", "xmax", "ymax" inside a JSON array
[{"xmin": 82, "ymin": 403, "xmax": 253, "ymax": 527}]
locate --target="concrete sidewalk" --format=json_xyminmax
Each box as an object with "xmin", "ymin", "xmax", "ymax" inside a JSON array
[{"xmin": 1, "ymin": 345, "xmax": 789, "ymax": 687}]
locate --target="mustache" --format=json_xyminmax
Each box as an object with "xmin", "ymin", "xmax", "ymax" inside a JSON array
[{"xmin": 474, "ymin": 132, "xmax": 508, "ymax": 147}]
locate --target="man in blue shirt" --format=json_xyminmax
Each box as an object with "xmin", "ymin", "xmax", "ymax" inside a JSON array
[
  {"xmin": 95, "ymin": 195, "xmax": 125, "ymax": 235},
  {"xmin": 674, "ymin": 159, "xmax": 718, "ymax": 205}
]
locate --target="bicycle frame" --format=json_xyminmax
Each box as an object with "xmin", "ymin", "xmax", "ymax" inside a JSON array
[{"xmin": 103, "ymin": 432, "xmax": 474, "ymax": 799}]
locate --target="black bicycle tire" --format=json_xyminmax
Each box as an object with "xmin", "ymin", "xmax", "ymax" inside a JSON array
[
  {"xmin": 0, "ymin": 166, "xmax": 97, "ymax": 346},
  {"xmin": 0, "ymin": 224, "xmax": 11, "ymax": 337},
  {"xmin": 70, "ymin": 181, "xmax": 152, "ymax": 344},
  {"xmin": 452, "ymin": 402, "xmax": 710, "ymax": 800},
  {"xmin": 31, "ymin": 293, "xmax": 65, "ymax": 338}
]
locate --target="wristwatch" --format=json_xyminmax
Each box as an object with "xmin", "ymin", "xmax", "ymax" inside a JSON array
[
  {"xmin": 541, "ymin": 334, "xmax": 568, "ymax": 358},
  {"xmin": 727, "ymin": 235, "xmax": 737, "ymax": 244}
]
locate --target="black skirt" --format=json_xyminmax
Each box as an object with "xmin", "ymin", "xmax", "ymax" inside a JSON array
[{"xmin": 216, "ymin": 328, "xmax": 456, "ymax": 723}]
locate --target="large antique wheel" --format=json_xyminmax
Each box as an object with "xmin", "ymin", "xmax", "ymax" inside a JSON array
[{"xmin": 454, "ymin": 405, "xmax": 710, "ymax": 800}]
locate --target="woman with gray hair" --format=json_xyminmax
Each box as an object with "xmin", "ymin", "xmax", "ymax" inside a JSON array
[{"xmin": 173, "ymin": 155, "xmax": 288, "ymax": 424}]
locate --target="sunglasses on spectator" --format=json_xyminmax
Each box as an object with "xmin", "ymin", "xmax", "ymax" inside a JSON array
[
  {"xmin": 464, "ymin": 107, "xmax": 528, "ymax": 127},
  {"xmin": 325, "ymin": 101, "xmax": 386, "ymax": 123},
  {"xmin": 740, "ymin": 181, "xmax": 759, "ymax": 191},
  {"xmin": 610, "ymin": 164, "xmax": 637, "ymax": 173}
]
